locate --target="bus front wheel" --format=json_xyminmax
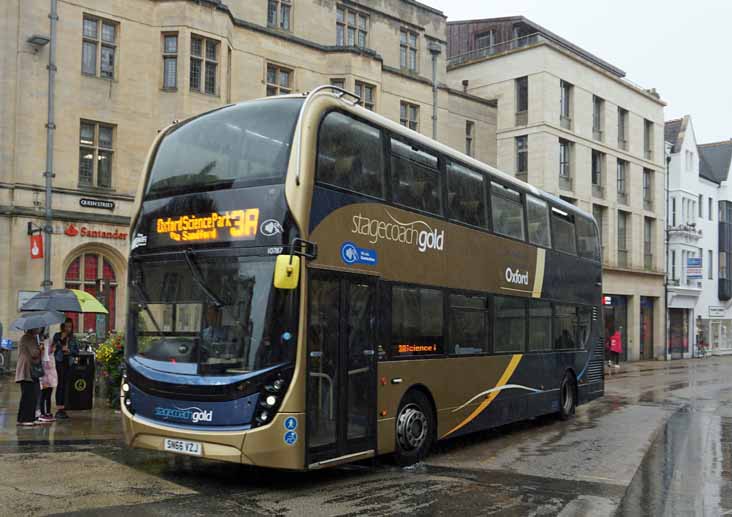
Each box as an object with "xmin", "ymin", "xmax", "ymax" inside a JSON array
[
  {"xmin": 559, "ymin": 373, "xmax": 576, "ymax": 421},
  {"xmin": 394, "ymin": 390, "xmax": 435, "ymax": 466}
]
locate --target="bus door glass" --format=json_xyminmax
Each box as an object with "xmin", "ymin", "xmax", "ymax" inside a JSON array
[{"xmin": 307, "ymin": 273, "xmax": 377, "ymax": 464}]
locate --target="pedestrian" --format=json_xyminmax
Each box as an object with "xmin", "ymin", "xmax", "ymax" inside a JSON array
[
  {"xmin": 15, "ymin": 327, "xmax": 43, "ymax": 426},
  {"xmin": 39, "ymin": 328, "xmax": 57, "ymax": 423},
  {"xmin": 608, "ymin": 326, "xmax": 623, "ymax": 369},
  {"xmin": 53, "ymin": 318, "xmax": 79, "ymax": 419}
]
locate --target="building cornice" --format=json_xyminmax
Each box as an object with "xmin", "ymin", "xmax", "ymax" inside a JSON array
[
  {"xmin": 0, "ymin": 182, "xmax": 135, "ymax": 202},
  {"xmin": 0, "ymin": 205, "xmax": 131, "ymax": 226},
  {"xmin": 449, "ymin": 39, "xmax": 666, "ymax": 107}
]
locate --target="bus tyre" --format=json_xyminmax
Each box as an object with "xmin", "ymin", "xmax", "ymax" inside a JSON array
[
  {"xmin": 394, "ymin": 390, "xmax": 434, "ymax": 466},
  {"xmin": 559, "ymin": 374, "xmax": 576, "ymax": 421}
]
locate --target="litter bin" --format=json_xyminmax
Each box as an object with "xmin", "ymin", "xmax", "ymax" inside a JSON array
[{"xmin": 65, "ymin": 351, "xmax": 95, "ymax": 410}]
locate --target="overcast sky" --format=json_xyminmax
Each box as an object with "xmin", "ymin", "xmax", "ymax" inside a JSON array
[{"xmin": 427, "ymin": 0, "xmax": 732, "ymax": 144}]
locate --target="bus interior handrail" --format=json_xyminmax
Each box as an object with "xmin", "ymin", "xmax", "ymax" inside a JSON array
[{"xmin": 295, "ymin": 85, "xmax": 361, "ymax": 186}]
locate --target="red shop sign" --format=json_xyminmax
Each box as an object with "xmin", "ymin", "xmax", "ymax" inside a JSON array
[
  {"xmin": 30, "ymin": 233, "xmax": 44, "ymax": 259},
  {"xmin": 64, "ymin": 223, "xmax": 127, "ymax": 241}
]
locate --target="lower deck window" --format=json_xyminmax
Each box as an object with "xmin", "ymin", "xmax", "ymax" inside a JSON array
[
  {"xmin": 449, "ymin": 294, "xmax": 490, "ymax": 355},
  {"xmin": 494, "ymin": 296, "xmax": 526, "ymax": 353},
  {"xmin": 391, "ymin": 286, "xmax": 443, "ymax": 356},
  {"xmin": 528, "ymin": 300, "xmax": 552, "ymax": 351}
]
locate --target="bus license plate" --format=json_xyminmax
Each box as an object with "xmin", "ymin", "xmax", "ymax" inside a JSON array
[{"xmin": 164, "ymin": 438, "xmax": 202, "ymax": 456}]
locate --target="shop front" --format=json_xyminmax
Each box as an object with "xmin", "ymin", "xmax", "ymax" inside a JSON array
[
  {"xmin": 640, "ymin": 297, "xmax": 655, "ymax": 361},
  {"xmin": 668, "ymin": 308, "xmax": 690, "ymax": 359},
  {"xmin": 700, "ymin": 306, "xmax": 732, "ymax": 355},
  {"xmin": 1, "ymin": 213, "xmax": 130, "ymax": 341},
  {"xmin": 603, "ymin": 294, "xmax": 628, "ymax": 362}
]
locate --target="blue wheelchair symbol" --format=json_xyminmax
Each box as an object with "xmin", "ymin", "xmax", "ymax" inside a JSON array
[
  {"xmin": 341, "ymin": 242, "xmax": 358, "ymax": 264},
  {"xmin": 284, "ymin": 431, "xmax": 298, "ymax": 445},
  {"xmin": 284, "ymin": 416, "xmax": 298, "ymax": 431}
]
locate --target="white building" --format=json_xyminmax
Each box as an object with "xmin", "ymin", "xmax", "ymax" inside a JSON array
[{"xmin": 666, "ymin": 116, "xmax": 732, "ymax": 357}]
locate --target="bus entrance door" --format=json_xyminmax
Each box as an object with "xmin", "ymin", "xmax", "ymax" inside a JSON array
[{"xmin": 307, "ymin": 273, "xmax": 377, "ymax": 466}]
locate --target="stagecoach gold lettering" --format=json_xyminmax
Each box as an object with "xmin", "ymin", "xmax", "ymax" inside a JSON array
[
  {"xmin": 351, "ymin": 211, "xmax": 444, "ymax": 253},
  {"xmin": 156, "ymin": 209, "xmax": 260, "ymax": 242}
]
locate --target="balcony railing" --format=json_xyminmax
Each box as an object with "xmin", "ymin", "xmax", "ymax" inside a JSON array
[
  {"xmin": 618, "ymin": 138, "xmax": 628, "ymax": 151},
  {"xmin": 617, "ymin": 191, "xmax": 628, "ymax": 205},
  {"xmin": 559, "ymin": 175, "xmax": 573, "ymax": 191},
  {"xmin": 618, "ymin": 249, "xmax": 629, "ymax": 268},
  {"xmin": 515, "ymin": 111, "xmax": 528, "ymax": 126},
  {"xmin": 448, "ymin": 33, "xmax": 543, "ymax": 67},
  {"xmin": 560, "ymin": 116, "xmax": 573, "ymax": 130},
  {"xmin": 592, "ymin": 183, "xmax": 604, "ymax": 199}
]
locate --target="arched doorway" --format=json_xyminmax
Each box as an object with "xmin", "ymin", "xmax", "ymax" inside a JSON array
[{"xmin": 64, "ymin": 251, "xmax": 118, "ymax": 336}]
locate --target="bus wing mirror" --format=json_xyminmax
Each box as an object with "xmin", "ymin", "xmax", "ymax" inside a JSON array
[{"xmin": 274, "ymin": 255, "xmax": 300, "ymax": 290}]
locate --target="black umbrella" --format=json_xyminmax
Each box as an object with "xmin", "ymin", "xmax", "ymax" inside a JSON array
[{"xmin": 11, "ymin": 310, "xmax": 66, "ymax": 331}]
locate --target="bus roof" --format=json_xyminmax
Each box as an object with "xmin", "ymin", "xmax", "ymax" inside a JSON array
[{"xmin": 168, "ymin": 90, "xmax": 593, "ymax": 223}]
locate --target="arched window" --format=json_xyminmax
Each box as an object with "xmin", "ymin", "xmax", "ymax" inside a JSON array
[{"xmin": 64, "ymin": 252, "xmax": 117, "ymax": 335}]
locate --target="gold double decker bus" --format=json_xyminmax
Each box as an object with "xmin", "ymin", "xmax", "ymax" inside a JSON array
[{"xmin": 122, "ymin": 86, "xmax": 604, "ymax": 469}]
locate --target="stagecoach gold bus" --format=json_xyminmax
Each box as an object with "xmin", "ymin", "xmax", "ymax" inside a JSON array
[{"xmin": 122, "ymin": 85, "xmax": 604, "ymax": 469}]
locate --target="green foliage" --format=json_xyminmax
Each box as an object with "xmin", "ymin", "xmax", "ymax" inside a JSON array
[{"xmin": 95, "ymin": 333, "xmax": 124, "ymax": 408}]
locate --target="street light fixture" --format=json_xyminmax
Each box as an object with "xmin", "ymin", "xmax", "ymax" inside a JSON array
[{"xmin": 27, "ymin": 34, "xmax": 50, "ymax": 48}]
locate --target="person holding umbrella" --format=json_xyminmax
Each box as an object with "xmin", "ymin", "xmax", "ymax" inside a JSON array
[
  {"xmin": 53, "ymin": 318, "xmax": 79, "ymax": 419},
  {"xmin": 21, "ymin": 289, "xmax": 108, "ymax": 419},
  {"xmin": 12, "ymin": 311, "xmax": 65, "ymax": 426}
]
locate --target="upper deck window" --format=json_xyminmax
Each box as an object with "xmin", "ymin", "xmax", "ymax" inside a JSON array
[
  {"xmin": 447, "ymin": 161, "xmax": 487, "ymax": 229},
  {"xmin": 390, "ymin": 138, "xmax": 441, "ymax": 215},
  {"xmin": 145, "ymin": 98, "xmax": 303, "ymax": 199},
  {"xmin": 526, "ymin": 195, "xmax": 551, "ymax": 247},
  {"xmin": 576, "ymin": 216, "xmax": 601, "ymax": 261},
  {"xmin": 491, "ymin": 182, "xmax": 524, "ymax": 240},
  {"xmin": 551, "ymin": 208, "xmax": 577, "ymax": 255},
  {"xmin": 317, "ymin": 111, "xmax": 384, "ymax": 198}
]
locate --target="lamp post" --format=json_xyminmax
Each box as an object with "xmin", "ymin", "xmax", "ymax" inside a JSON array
[{"xmin": 43, "ymin": 0, "xmax": 58, "ymax": 292}]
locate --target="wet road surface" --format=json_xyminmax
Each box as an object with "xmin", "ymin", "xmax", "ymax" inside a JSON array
[{"xmin": 1, "ymin": 358, "xmax": 732, "ymax": 516}]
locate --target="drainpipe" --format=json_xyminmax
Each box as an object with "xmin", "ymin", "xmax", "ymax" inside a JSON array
[
  {"xmin": 43, "ymin": 0, "xmax": 58, "ymax": 292},
  {"xmin": 664, "ymin": 153, "xmax": 670, "ymax": 361},
  {"xmin": 428, "ymin": 41, "xmax": 441, "ymax": 140}
]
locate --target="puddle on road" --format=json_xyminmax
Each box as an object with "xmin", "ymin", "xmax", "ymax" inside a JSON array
[{"xmin": 616, "ymin": 407, "xmax": 732, "ymax": 516}]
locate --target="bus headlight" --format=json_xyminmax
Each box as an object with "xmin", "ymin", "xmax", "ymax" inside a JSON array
[
  {"xmin": 122, "ymin": 383, "xmax": 130, "ymax": 393},
  {"xmin": 252, "ymin": 370, "xmax": 291, "ymax": 428}
]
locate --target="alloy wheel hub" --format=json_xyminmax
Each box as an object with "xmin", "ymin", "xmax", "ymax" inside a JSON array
[{"xmin": 397, "ymin": 404, "xmax": 428, "ymax": 451}]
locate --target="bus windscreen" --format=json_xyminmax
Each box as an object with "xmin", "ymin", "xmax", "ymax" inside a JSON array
[{"xmin": 145, "ymin": 98, "xmax": 303, "ymax": 200}]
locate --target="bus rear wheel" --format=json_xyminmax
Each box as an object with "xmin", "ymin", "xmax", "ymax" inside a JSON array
[
  {"xmin": 394, "ymin": 390, "xmax": 434, "ymax": 466},
  {"xmin": 559, "ymin": 374, "xmax": 576, "ymax": 421}
]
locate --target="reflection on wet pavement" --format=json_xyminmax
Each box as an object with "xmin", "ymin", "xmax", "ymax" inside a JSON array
[{"xmin": 2, "ymin": 358, "xmax": 732, "ymax": 515}]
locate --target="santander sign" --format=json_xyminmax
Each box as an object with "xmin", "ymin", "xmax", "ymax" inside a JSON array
[{"xmin": 64, "ymin": 223, "xmax": 127, "ymax": 241}]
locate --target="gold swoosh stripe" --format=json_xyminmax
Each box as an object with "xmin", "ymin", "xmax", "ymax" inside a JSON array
[
  {"xmin": 532, "ymin": 248, "xmax": 546, "ymax": 298},
  {"xmin": 442, "ymin": 354, "xmax": 523, "ymax": 438}
]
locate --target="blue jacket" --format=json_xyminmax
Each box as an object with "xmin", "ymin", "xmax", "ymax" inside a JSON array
[{"xmin": 53, "ymin": 331, "xmax": 79, "ymax": 363}]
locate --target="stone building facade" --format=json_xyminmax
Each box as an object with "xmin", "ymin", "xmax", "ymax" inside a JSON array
[
  {"xmin": 0, "ymin": 0, "xmax": 497, "ymax": 336},
  {"xmin": 446, "ymin": 16, "xmax": 667, "ymax": 361}
]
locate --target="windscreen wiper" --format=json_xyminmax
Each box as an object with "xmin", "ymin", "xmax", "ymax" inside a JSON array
[
  {"xmin": 184, "ymin": 249, "xmax": 225, "ymax": 307},
  {"xmin": 130, "ymin": 280, "xmax": 163, "ymax": 334}
]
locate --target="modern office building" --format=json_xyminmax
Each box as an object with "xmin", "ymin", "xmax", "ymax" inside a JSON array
[
  {"xmin": 0, "ymin": 0, "xmax": 497, "ymax": 335},
  {"xmin": 447, "ymin": 16, "xmax": 667, "ymax": 360}
]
